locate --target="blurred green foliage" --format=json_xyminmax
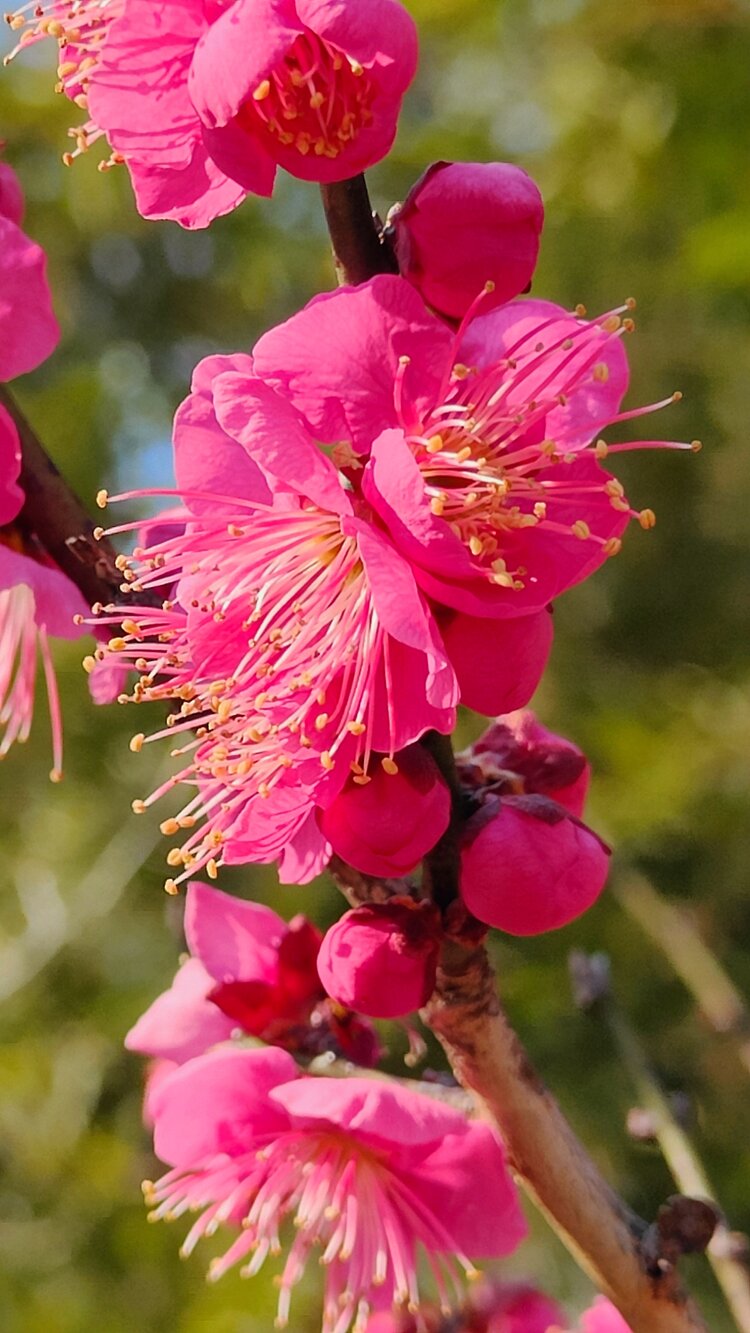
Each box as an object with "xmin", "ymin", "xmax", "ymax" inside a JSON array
[{"xmin": 1, "ymin": 1, "xmax": 750, "ymax": 1329}]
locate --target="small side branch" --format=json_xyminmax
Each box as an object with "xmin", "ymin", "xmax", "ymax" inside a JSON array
[{"xmin": 1, "ymin": 385, "xmax": 123, "ymax": 608}]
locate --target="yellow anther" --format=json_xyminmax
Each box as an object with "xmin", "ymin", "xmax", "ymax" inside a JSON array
[
  {"xmin": 164, "ymin": 879, "xmax": 180, "ymax": 896},
  {"xmin": 452, "ymin": 363, "xmax": 471, "ymax": 380},
  {"xmin": 129, "ymin": 733, "xmax": 145, "ymax": 753},
  {"xmin": 320, "ymin": 751, "xmax": 335, "ymax": 771},
  {"xmin": 49, "ymin": 768, "xmax": 63, "ymax": 784},
  {"xmin": 253, "ymin": 79, "xmax": 271, "ymax": 100},
  {"xmin": 347, "ymin": 720, "xmax": 366, "ymax": 736},
  {"xmin": 594, "ymin": 439, "xmax": 609, "ymax": 459},
  {"xmin": 353, "ymin": 774, "xmax": 371, "ymax": 786},
  {"xmin": 166, "ymin": 848, "xmax": 184, "ymax": 868},
  {"xmin": 96, "ymin": 488, "xmax": 109, "ymax": 508},
  {"xmin": 160, "ymin": 818, "xmax": 180, "ymax": 836},
  {"xmin": 82, "ymin": 654, "xmax": 97, "ymax": 674},
  {"xmin": 601, "ymin": 315, "xmax": 621, "ymax": 333},
  {"xmin": 639, "ymin": 508, "xmax": 656, "ymax": 529},
  {"xmin": 592, "ymin": 362, "xmax": 609, "ymax": 383},
  {"xmin": 603, "ymin": 537, "xmax": 622, "ymax": 556},
  {"xmin": 691, "ymin": 440, "xmax": 702, "ymax": 453},
  {"xmin": 426, "ymin": 434, "xmax": 443, "ymax": 454},
  {"xmin": 571, "ymin": 520, "xmax": 591, "ymax": 540},
  {"xmin": 381, "ymin": 757, "xmax": 399, "ymax": 775},
  {"xmin": 455, "ymin": 446, "xmax": 472, "ymax": 464},
  {"xmin": 207, "ymin": 859, "xmax": 219, "ymax": 880},
  {"xmin": 131, "ymin": 799, "xmax": 146, "ymax": 815},
  {"xmin": 430, "ymin": 496, "xmax": 445, "ymax": 517},
  {"xmin": 469, "ymin": 535, "xmax": 483, "ymax": 557},
  {"xmin": 315, "ymin": 712, "xmax": 329, "ymax": 731},
  {"xmin": 484, "ymin": 280, "xmax": 496, "ymax": 294}
]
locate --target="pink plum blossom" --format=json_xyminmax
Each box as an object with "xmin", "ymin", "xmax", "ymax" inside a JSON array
[
  {"xmin": 475, "ymin": 1280, "xmax": 566, "ymax": 1332},
  {"xmin": 145, "ymin": 1045, "xmax": 526, "ymax": 1330},
  {"xmin": 459, "ymin": 793, "xmax": 610, "ymax": 936},
  {"xmin": 9, "ymin": 0, "xmax": 417, "ymax": 228},
  {"xmin": 320, "ymin": 742, "xmax": 451, "ymax": 877},
  {"xmin": 318, "ymin": 900, "xmax": 441, "ymax": 1018},
  {"xmin": 0, "ymin": 161, "xmax": 59, "ymax": 380},
  {"xmin": 253, "ymin": 275, "xmax": 694, "ymax": 620},
  {"xmin": 95, "ymin": 358, "xmax": 457, "ymax": 890},
  {"xmin": 459, "ymin": 709, "xmax": 591, "ymax": 818},
  {"xmin": 389, "ymin": 161, "xmax": 544, "ymax": 321}
]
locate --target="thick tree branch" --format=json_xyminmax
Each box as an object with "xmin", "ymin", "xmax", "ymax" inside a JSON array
[
  {"xmin": 422, "ymin": 940, "xmax": 712, "ymax": 1333},
  {"xmin": 1, "ymin": 385, "xmax": 124, "ymax": 608}
]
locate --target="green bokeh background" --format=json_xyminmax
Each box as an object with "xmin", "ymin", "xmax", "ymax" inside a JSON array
[{"xmin": 1, "ymin": 1, "xmax": 749, "ymax": 1329}]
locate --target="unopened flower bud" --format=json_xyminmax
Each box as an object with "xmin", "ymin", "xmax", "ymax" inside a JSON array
[
  {"xmin": 318, "ymin": 901, "xmax": 441, "ymax": 1018},
  {"xmin": 460, "ymin": 795, "xmax": 610, "ymax": 935},
  {"xmin": 389, "ymin": 160, "xmax": 544, "ymax": 321}
]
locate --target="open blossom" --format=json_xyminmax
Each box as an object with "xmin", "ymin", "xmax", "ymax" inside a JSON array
[
  {"xmin": 7, "ymin": 0, "xmax": 417, "ymax": 229},
  {"xmin": 318, "ymin": 900, "xmax": 441, "ymax": 1019},
  {"xmin": 94, "ymin": 357, "xmax": 457, "ymax": 890},
  {"xmin": 389, "ymin": 161, "xmax": 544, "ymax": 322},
  {"xmin": 253, "ymin": 275, "xmax": 696, "ymax": 621},
  {"xmin": 320, "ymin": 742, "xmax": 451, "ymax": 878},
  {"xmin": 145, "ymin": 1045, "xmax": 526, "ymax": 1331}
]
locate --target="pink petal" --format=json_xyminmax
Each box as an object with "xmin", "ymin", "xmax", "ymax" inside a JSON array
[
  {"xmin": 87, "ymin": 0, "xmax": 207, "ymax": 166},
  {"xmin": 362, "ymin": 427, "xmax": 476, "ymax": 580},
  {"xmin": 252, "ymin": 276, "xmax": 452, "ymax": 454},
  {"xmin": 199, "ymin": 121, "xmax": 277, "ymax": 195},
  {"xmin": 0, "ymin": 218, "xmax": 59, "ymax": 380},
  {"xmin": 0, "ymin": 163, "xmax": 25, "ymax": 226},
  {"xmin": 212, "ymin": 373, "xmax": 351, "ymax": 514},
  {"xmin": 126, "ymin": 143, "xmax": 249, "ymax": 229},
  {"xmin": 580, "ymin": 1297, "xmax": 632, "ymax": 1333},
  {"xmin": 272, "ymin": 1074, "xmax": 470, "ymax": 1151},
  {"xmin": 125, "ymin": 956, "xmax": 235, "ymax": 1063},
  {"xmin": 297, "ymin": 0, "xmax": 418, "ymax": 96},
  {"xmin": 460, "ymin": 298, "xmax": 630, "ymax": 446},
  {"xmin": 0, "ymin": 547, "xmax": 87, "ymax": 638},
  {"xmin": 188, "ymin": 0, "xmax": 302, "ymax": 130},
  {"xmin": 278, "ymin": 812, "xmax": 331, "ymax": 884},
  {"xmin": 0, "ymin": 404, "xmax": 23, "ymax": 526},
  {"xmin": 439, "ymin": 608, "xmax": 553, "ymax": 716},
  {"xmin": 151, "ymin": 1046, "xmax": 298, "ymax": 1167},
  {"xmin": 184, "ymin": 881, "xmax": 286, "ymax": 984},
  {"xmin": 408, "ymin": 1121, "xmax": 527, "ymax": 1257},
  {"xmin": 174, "ymin": 354, "xmax": 271, "ymax": 515},
  {"xmin": 88, "ymin": 656, "xmax": 129, "ymax": 705}
]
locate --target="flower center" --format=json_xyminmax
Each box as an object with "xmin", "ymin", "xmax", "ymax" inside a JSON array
[{"xmin": 240, "ymin": 29, "xmax": 375, "ymax": 161}]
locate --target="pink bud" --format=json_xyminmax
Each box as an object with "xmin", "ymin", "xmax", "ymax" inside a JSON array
[
  {"xmin": 0, "ymin": 162, "xmax": 25, "ymax": 226},
  {"xmin": 390, "ymin": 161, "xmax": 544, "ymax": 321},
  {"xmin": 319, "ymin": 744, "xmax": 450, "ymax": 878},
  {"xmin": 460, "ymin": 796, "xmax": 610, "ymax": 935},
  {"xmin": 475, "ymin": 1280, "xmax": 567, "ymax": 1332},
  {"xmin": 318, "ymin": 902, "xmax": 441, "ymax": 1018}
]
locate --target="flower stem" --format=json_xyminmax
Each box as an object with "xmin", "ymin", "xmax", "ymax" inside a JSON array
[{"xmin": 319, "ymin": 176, "xmax": 398, "ymax": 286}]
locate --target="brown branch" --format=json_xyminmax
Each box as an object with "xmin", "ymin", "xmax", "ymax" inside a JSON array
[
  {"xmin": 422, "ymin": 938, "xmax": 712, "ymax": 1333},
  {"xmin": 1, "ymin": 384, "xmax": 123, "ymax": 609},
  {"xmin": 319, "ymin": 176, "xmax": 398, "ymax": 286}
]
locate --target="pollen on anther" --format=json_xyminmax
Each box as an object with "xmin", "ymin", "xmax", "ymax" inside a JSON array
[
  {"xmin": 639, "ymin": 508, "xmax": 656, "ymax": 530},
  {"xmin": 381, "ymin": 757, "xmax": 399, "ymax": 775},
  {"xmin": 164, "ymin": 879, "xmax": 180, "ymax": 896},
  {"xmin": 96, "ymin": 489, "xmax": 108, "ymax": 508},
  {"xmin": 129, "ymin": 733, "xmax": 145, "ymax": 753}
]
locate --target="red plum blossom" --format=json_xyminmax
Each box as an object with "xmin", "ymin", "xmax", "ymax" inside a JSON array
[
  {"xmin": 317, "ymin": 900, "xmax": 441, "ymax": 1018},
  {"xmin": 389, "ymin": 161, "xmax": 544, "ymax": 321},
  {"xmin": 459, "ymin": 709, "xmax": 591, "ymax": 817},
  {"xmin": 254, "ymin": 274, "xmax": 694, "ymax": 621},
  {"xmin": 145, "ymin": 1045, "xmax": 526, "ymax": 1330},
  {"xmin": 9, "ymin": 0, "xmax": 418, "ymax": 228}
]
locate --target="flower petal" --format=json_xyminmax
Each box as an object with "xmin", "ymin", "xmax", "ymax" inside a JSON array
[
  {"xmin": 184, "ymin": 881, "xmax": 286, "ymax": 983},
  {"xmin": 125, "ymin": 956, "xmax": 235, "ymax": 1063}
]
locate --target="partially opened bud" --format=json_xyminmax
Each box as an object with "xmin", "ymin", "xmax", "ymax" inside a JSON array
[
  {"xmin": 318, "ymin": 901, "xmax": 441, "ymax": 1018},
  {"xmin": 460, "ymin": 796, "xmax": 610, "ymax": 935},
  {"xmin": 389, "ymin": 160, "xmax": 544, "ymax": 320},
  {"xmin": 459, "ymin": 709, "xmax": 590, "ymax": 818},
  {"xmin": 319, "ymin": 743, "xmax": 450, "ymax": 878}
]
